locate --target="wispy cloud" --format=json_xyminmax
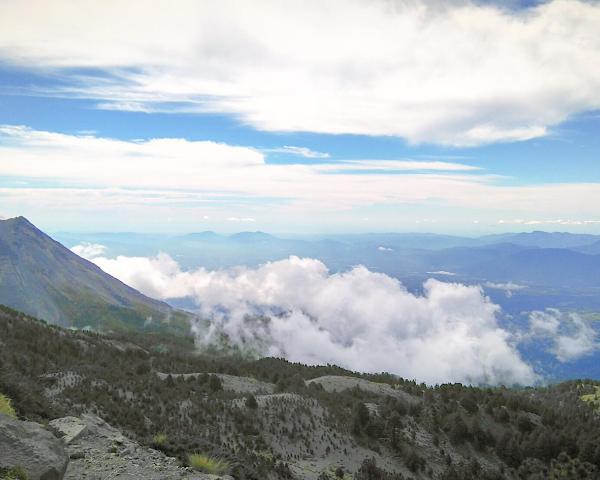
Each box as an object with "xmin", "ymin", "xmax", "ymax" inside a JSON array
[
  {"xmin": 1, "ymin": 1, "xmax": 599, "ymax": 145},
  {"xmin": 484, "ymin": 281, "xmax": 527, "ymax": 298},
  {"xmin": 498, "ymin": 219, "xmax": 600, "ymax": 226},
  {"xmin": 315, "ymin": 160, "xmax": 481, "ymax": 172},
  {"xmin": 3, "ymin": 125, "xmax": 600, "ymax": 230},
  {"xmin": 264, "ymin": 146, "xmax": 330, "ymax": 158}
]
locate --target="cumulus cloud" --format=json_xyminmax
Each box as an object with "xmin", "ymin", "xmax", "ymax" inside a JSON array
[
  {"xmin": 1, "ymin": 1, "xmax": 600, "ymax": 145},
  {"xmin": 528, "ymin": 309, "xmax": 598, "ymax": 362},
  {"xmin": 71, "ymin": 242, "xmax": 107, "ymax": 259},
  {"xmin": 77, "ymin": 249, "xmax": 536, "ymax": 385}
]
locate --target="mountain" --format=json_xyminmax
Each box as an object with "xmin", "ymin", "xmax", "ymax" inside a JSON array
[
  {"xmin": 468, "ymin": 247, "xmax": 600, "ymax": 288},
  {"xmin": 574, "ymin": 240, "xmax": 600, "ymax": 255},
  {"xmin": 479, "ymin": 231, "xmax": 600, "ymax": 249},
  {"xmin": 0, "ymin": 216, "xmax": 190, "ymax": 332},
  {"xmin": 2, "ymin": 305, "xmax": 600, "ymax": 480},
  {"xmin": 229, "ymin": 231, "xmax": 278, "ymax": 243}
]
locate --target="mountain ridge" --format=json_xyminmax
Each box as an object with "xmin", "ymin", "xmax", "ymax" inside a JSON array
[{"xmin": 0, "ymin": 216, "xmax": 191, "ymax": 332}]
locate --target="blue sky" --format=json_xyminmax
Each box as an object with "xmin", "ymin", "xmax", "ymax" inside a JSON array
[{"xmin": 1, "ymin": 0, "xmax": 600, "ymax": 234}]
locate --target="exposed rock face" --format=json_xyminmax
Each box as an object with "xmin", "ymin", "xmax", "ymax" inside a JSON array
[
  {"xmin": 0, "ymin": 412, "xmax": 69, "ymax": 480},
  {"xmin": 48, "ymin": 416, "xmax": 88, "ymax": 445},
  {"xmin": 53, "ymin": 414, "xmax": 231, "ymax": 480}
]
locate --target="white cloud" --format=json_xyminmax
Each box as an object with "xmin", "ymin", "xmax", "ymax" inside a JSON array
[
  {"xmin": 484, "ymin": 281, "xmax": 527, "ymax": 298},
  {"xmin": 378, "ymin": 246, "xmax": 393, "ymax": 252},
  {"xmin": 3, "ymin": 125, "xmax": 600, "ymax": 229},
  {"xmin": 498, "ymin": 219, "xmax": 600, "ymax": 226},
  {"xmin": 315, "ymin": 160, "xmax": 480, "ymax": 172},
  {"xmin": 427, "ymin": 271, "xmax": 457, "ymax": 276},
  {"xmin": 528, "ymin": 309, "xmax": 598, "ymax": 362},
  {"xmin": 265, "ymin": 146, "xmax": 330, "ymax": 159},
  {"xmin": 1, "ymin": 1, "xmax": 599, "ymax": 145},
  {"xmin": 227, "ymin": 217, "xmax": 256, "ymax": 223},
  {"xmin": 71, "ymin": 242, "xmax": 107, "ymax": 259},
  {"xmin": 77, "ymin": 249, "xmax": 536, "ymax": 385}
]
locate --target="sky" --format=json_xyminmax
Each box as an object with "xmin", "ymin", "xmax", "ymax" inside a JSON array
[{"xmin": 1, "ymin": 0, "xmax": 600, "ymax": 234}]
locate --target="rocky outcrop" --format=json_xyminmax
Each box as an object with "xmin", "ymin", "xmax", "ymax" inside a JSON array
[
  {"xmin": 0, "ymin": 412, "xmax": 69, "ymax": 480},
  {"xmin": 51, "ymin": 414, "xmax": 231, "ymax": 480}
]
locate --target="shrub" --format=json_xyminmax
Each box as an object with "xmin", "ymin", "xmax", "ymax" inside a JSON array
[
  {"xmin": 246, "ymin": 394, "xmax": 258, "ymax": 409},
  {"xmin": 152, "ymin": 432, "xmax": 167, "ymax": 447},
  {"xmin": 0, "ymin": 393, "xmax": 16, "ymax": 418},
  {"xmin": 0, "ymin": 466, "xmax": 28, "ymax": 480},
  {"xmin": 208, "ymin": 375, "xmax": 223, "ymax": 392},
  {"xmin": 187, "ymin": 453, "xmax": 229, "ymax": 475}
]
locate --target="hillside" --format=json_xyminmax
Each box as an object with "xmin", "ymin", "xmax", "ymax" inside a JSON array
[
  {"xmin": 0, "ymin": 217, "xmax": 191, "ymax": 333},
  {"xmin": 1, "ymin": 305, "xmax": 600, "ymax": 480}
]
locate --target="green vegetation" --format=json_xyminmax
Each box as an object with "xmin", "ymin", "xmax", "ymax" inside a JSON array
[
  {"xmin": 3, "ymin": 303, "xmax": 600, "ymax": 479},
  {"xmin": 187, "ymin": 453, "xmax": 229, "ymax": 474},
  {"xmin": 152, "ymin": 432, "xmax": 168, "ymax": 447},
  {"xmin": 0, "ymin": 392, "xmax": 16, "ymax": 418},
  {"xmin": 580, "ymin": 385, "xmax": 600, "ymax": 408},
  {"xmin": 0, "ymin": 467, "xmax": 27, "ymax": 480}
]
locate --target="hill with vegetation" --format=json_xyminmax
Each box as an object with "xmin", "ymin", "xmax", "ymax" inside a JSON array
[
  {"xmin": 0, "ymin": 217, "xmax": 191, "ymax": 333},
  {"xmin": 2, "ymin": 304, "xmax": 600, "ymax": 479}
]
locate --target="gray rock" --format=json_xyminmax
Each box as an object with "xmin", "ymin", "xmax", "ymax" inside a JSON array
[
  {"xmin": 0, "ymin": 412, "xmax": 69, "ymax": 480},
  {"xmin": 48, "ymin": 416, "xmax": 88, "ymax": 445},
  {"xmin": 60, "ymin": 414, "xmax": 227, "ymax": 479}
]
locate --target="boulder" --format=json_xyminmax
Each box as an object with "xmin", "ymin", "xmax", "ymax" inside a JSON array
[
  {"xmin": 48, "ymin": 417, "xmax": 87, "ymax": 445},
  {"xmin": 0, "ymin": 413, "xmax": 69, "ymax": 480}
]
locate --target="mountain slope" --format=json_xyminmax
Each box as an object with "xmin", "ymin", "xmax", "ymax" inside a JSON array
[
  {"xmin": 2, "ymin": 305, "xmax": 600, "ymax": 480},
  {"xmin": 468, "ymin": 247, "xmax": 600, "ymax": 288},
  {"xmin": 0, "ymin": 216, "xmax": 189, "ymax": 332}
]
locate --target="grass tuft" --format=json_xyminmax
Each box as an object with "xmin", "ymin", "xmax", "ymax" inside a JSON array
[
  {"xmin": 187, "ymin": 453, "xmax": 229, "ymax": 474},
  {"xmin": 0, "ymin": 393, "xmax": 16, "ymax": 418},
  {"xmin": 152, "ymin": 432, "xmax": 168, "ymax": 447}
]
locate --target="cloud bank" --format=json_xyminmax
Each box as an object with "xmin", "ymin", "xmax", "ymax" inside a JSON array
[
  {"xmin": 1, "ymin": 0, "xmax": 600, "ymax": 145},
  {"xmin": 73, "ymin": 245, "xmax": 536, "ymax": 385}
]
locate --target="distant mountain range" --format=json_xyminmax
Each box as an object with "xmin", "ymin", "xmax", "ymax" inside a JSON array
[
  {"xmin": 0, "ymin": 217, "xmax": 191, "ymax": 332},
  {"xmin": 53, "ymin": 227, "xmax": 600, "ymax": 290}
]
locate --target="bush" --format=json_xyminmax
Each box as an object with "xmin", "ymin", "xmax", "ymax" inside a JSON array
[
  {"xmin": 246, "ymin": 394, "xmax": 258, "ymax": 409},
  {"xmin": 208, "ymin": 375, "xmax": 223, "ymax": 392},
  {"xmin": 0, "ymin": 467, "xmax": 28, "ymax": 480},
  {"xmin": 0, "ymin": 393, "xmax": 16, "ymax": 418},
  {"xmin": 187, "ymin": 453, "xmax": 229, "ymax": 475},
  {"xmin": 152, "ymin": 432, "xmax": 167, "ymax": 447}
]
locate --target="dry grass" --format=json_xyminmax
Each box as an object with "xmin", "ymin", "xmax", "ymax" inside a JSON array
[
  {"xmin": 187, "ymin": 452, "xmax": 229, "ymax": 474},
  {"xmin": 152, "ymin": 432, "xmax": 168, "ymax": 446},
  {"xmin": 0, "ymin": 393, "xmax": 16, "ymax": 418}
]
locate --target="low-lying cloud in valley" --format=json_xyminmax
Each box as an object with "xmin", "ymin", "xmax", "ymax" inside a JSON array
[
  {"xmin": 74, "ymin": 244, "xmax": 538, "ymax": 385},
  {"xmin": 527, "ymin": 309, "xmax": 598, "ymax": 362}
]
